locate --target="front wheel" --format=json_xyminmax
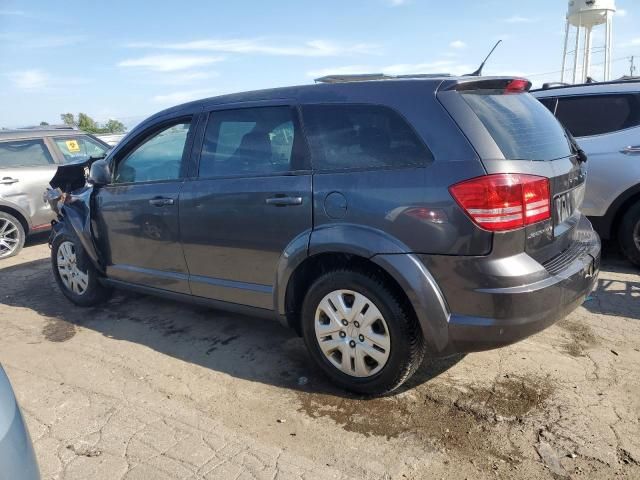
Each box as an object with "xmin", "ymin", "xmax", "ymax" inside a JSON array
[
  {"xmin": 301, "ymin": 269, "xmax": 426, "ymax": 395},
  {"xmin": 51, "ymin": 234, "xmax": 111, "ymax": 306},
  {"xmin": 618, "ymin": 201, "xmax": 640, "ymax": 268}
]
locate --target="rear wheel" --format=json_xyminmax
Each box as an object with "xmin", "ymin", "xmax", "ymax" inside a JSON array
[
  {"xmin": 0, "ymin": 212, "xmax": 25, "ymax": 259},
  {"xmin": 301, "ymin": 269, "xmax": 425, "ymax": 395},
  {"xmin": 619, "ymin": 201, "xmax": 640, "ymax": 267},
  {"xmin": 51, "ymin": 234, "xmax": 111, "ymax": 306}
]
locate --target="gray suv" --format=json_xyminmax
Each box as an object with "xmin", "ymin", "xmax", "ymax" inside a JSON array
[
  {"xmin": 533, "ymin": 80, "xmax": 640, "ymax": 266},
  {"xmin": 0, "ymin": 127, "xmax": 109, "ymax": 258},
  {"xmin": 48, "ymin": 77, "xmax": 601, "ymax": 394}
]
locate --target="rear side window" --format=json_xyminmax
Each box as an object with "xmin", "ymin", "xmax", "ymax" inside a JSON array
[
  {"xmin": 302, "ymin": 104, "xmax": 432, "ymax": 171},
  {"xmin": 461, "ymin": 92, "xmax": 572, "ymax": 161},
  {"xmin": 0, "ymin": 139, "xmax": 54, "ymax": 167},
  {"xmin": 54, "ymin": 136, "xmax": 108, "ymax": 163},
  {"xmin": 199, "ymin": 106, "xmax": 305, "ymax": 178},
  {"xmin": 554, "ymin": 94, "xmax": 640, "ymax": 137}
]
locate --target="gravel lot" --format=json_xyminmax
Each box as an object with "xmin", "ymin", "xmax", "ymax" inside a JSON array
[{"xmin": 1, "ymin": 236, "xmax": 639, "ymax": 480}]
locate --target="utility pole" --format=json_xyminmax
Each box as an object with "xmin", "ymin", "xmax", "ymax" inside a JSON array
[{"xmin": 630, "ymin": 56, "xmax": 636, "ymax": 78}]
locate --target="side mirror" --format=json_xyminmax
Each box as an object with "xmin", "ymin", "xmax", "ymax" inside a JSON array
[{"xmin": 88, "ymin": 159, "xmax": 111, "ymax": 186}]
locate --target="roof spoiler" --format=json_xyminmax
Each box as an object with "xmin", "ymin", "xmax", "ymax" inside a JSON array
[{"xmin": 442, "ymin": 78, "xmax": 532, "ymax": 93}]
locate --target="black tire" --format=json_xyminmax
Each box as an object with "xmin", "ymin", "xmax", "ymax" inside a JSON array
[
  {"xmin": 51, "ymin": 233, "xmax": 112, "ymax": 306},
  {"xmin": 301, "ymin": 269, "xmax": 426, "ymax": 396},
  {"xmin": 618, "ymin": 201, "xmax": 640, "ymax": 267},
  {"xmin": 0, "ymin": 211, "xmax": 25, "ymax": 259}
]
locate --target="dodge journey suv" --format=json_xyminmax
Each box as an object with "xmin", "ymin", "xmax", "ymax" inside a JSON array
[{"xmin": 48, "ymin": 76, "xmax": 600, "ymax": 394}]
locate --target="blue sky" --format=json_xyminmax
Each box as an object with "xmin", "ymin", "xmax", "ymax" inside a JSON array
[{"xmin": 1, "ymin": 0, "xmax": 638, "ymax": 128}]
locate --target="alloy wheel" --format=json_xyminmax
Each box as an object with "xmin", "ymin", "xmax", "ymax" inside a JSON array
[
  {"xmin": 314, "ymin": 289, "xmax": 391, "ymax": 378},
  {"xmin": 57, "ymin": 241, "xmax": 89, "ymax": 295},
  {"xmin": 0, "ymin": 218, "xmax": 20, "ymax": 258}
]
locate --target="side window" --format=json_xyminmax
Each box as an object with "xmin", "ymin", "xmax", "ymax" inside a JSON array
[
  {"xmin": 555, "ymin": 94, "xmax": 640, "ymax": 137},
  {"xmin": 54, "ymin": 136, "xmax": 109, "ymax": 163},
  {"xmin": 114, "ymin": 121, "xmax": 191, "ymax": 184},
  {"xmin": 0, "ymin": 139, "xmax": 54, "ymax": 167},
  {"xmin": 538, "ymin": 97, "xmax": 558, "ymax": 115},
  {"xmin": 199, "ymin": 106, "xmax": 302, "ymax": 178},
  {"xmin": 301, "ymin": 104, "xmax": 432, "ymax": 171}
]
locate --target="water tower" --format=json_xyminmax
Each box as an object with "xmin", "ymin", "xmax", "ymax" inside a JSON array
[{"xmin": 561, "ymin": 0, "xmax": 616, "ymax": 84}]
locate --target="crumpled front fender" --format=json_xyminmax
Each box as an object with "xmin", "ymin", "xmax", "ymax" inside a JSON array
[{"xmin": 49, "ymin": 186, "xmax": 103, "ymax": 274}]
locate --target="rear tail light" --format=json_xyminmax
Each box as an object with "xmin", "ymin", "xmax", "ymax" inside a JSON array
[{"xmin": 449, "ymin": 174, "xmax": 550, "ymax": 232}]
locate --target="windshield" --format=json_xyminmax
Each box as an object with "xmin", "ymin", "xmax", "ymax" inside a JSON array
[
  {"xmin": 461, "ymin": 91, "xmax": 573, "ymax": 161},
  {"xmin": 54, "ymin": 136, "xmax": 109, "ymax": 163}
]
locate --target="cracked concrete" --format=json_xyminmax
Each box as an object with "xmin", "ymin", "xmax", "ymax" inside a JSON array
[{"xmin": 1, "ymin": 237, "xmax": 639, "ymax": 479}]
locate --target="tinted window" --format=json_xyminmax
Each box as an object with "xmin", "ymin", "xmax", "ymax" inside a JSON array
[
  {"xmin": 554, "ymin": 94, "xmax": 640, "ymax": 137},
  {"xmin": 0, "ymin": 139, "xmax": 54, "ymax": 167},
  {"xmin": 462, "ymin": 92, "xmax": 572, "ymax": 161},
  {"xmin": 199, "ymin": 106, "xmax": 303, "ymax": 177},
  {"xmin": 302, "ymin": 104, "xmax": 431, "ymax": 171},
  {"xmin": 54, "ymin": 136, "xmax": 108, "ymax": 163},
  {"xmin": 114, "ymin": 122, "xmax": 190, "ymax": 184},
  {"xmin": 538, "ymin": 97, "xmax": 558, "ymax": 115}
]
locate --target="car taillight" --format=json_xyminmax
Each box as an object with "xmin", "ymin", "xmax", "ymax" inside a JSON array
[{"xmin": 449, "ymin": 174, "xmax": 550, "ymax": 232}]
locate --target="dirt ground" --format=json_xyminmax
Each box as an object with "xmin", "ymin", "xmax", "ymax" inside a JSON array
[{"xmin": 1, "ymin": 236, "xmax": 639, "ymax": 480}]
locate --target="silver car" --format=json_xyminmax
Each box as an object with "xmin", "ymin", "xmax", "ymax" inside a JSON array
[
  {"xmin": 0, "ymin": 127, "xmax": 109, "ymax": 258},
  {"xmin": 534, "ymin": 80, "xmax": 640, "ymax": 266},
  {"xmin": 0, "ymin": 364, "xmax": 40, "ymax": 480}
]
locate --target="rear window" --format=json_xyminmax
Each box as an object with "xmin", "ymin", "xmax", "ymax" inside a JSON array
[
  {"xmin": 0, "ymin": 139, "xmax": 54, "ymax": 167},
  {"xmin": 461, "ymin": 92, "xmax": 572, "ymax": 161},
  {"xmin": 302, "ymin": 104, "xmax": 432, "ymax": 171},
  {"xmin": 553, "ymin": 94, "xmax": 640, "ymax": 137},
  {"xmin": 54, "ymin": 136, "xmax": 109, "ymax": 163}
]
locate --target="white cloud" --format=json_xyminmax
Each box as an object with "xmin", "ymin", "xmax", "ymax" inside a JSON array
[
  {"xmin": 449, "ymin": 40, "xmax": 466, "ymax": 49},
  {"xmin": 118, "ymin": 54, "xmax": 224, "ymax": 72},
  {"xmin": 387, "ymin": 0, "xmax": 408, "ymax": 6},
  {"xmin": 152, "ymin": 89, "xmax": 219, "ymax": 104},
  {"xmin": 126, "ymin": 38, "xmax": 380, "ymax": 57},
  {"xmin": 616, "ymin": 9, "xmax": 627, "ymax": 17},
  {"xmin": 7, "ymin": 69, "xmax": 48, "ymax": 90},
  {"xmin": 503, "ymin": 15, "xmax": 536, "ymax": 24}
]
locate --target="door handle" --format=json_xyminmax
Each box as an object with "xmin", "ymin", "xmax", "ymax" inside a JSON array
[
  {"xmin": 621, "ymin": 146, "xmax": 640, "ymax": 155},
  {"xmin": 265, "ymin": 196, "xmax": 303, "ymax": 206},
  {"xmin": 149, "ymin": 197, "xmax": 175, "ymax": 207},
  {"xmin": 0, "ymin": 177, "xmax": 19, "ymax": 185}
]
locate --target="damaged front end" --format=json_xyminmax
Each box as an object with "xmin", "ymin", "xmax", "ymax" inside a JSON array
[{"xmin": 45, "ymin": 158, "xmax": 106, "ymax": 273}]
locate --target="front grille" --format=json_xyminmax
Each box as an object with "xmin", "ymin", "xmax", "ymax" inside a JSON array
[{"xmin": 542, "ymin": 229, "xmax": 598, "ymax": 275}]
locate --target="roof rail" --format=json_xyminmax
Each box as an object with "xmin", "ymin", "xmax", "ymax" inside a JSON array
[
  {"xmin": 18, "ymin": 124, "xmax": 78, "ymax": 130},
  {"xmin": 314, "ymin": 73, "xmax": 450, "ymax": 84},
  {"xmin": 533, "ymin": 76, "xmax": 640, "ymax": 92}
]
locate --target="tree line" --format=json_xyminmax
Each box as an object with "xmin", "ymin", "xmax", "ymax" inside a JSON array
[{"xmin": 39, "ymin": 113, "xmax": 126, "ymax": 134}]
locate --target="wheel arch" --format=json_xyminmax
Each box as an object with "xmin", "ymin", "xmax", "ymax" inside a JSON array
[
  {"xmin": 592, "ymin": 183, "xmax": 640, "ymax": 239},
  {"xmin": 0, "ymin": 204, "xmax": 30, "ymax": 235},
  {"xmin": 274, "ymin": 225, "xmax": 451, "ymax": 353}
]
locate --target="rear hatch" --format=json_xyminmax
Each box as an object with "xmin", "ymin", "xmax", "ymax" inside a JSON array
[{"xmin": 437, "ymin": 78, "xmax": 588, "ymax": 264}]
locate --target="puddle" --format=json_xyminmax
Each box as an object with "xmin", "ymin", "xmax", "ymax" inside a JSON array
[
  {"xmin": 42, "ymin": 317, "xmax": 76, "ymax": 342},
  {"xmin": 297, "ymin": 373, "xmax": 554, "ymax": 465}
]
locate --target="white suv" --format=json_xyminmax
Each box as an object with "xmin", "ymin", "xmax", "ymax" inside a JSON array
[{"xmin": 534, "ymin": 80, "xmax": 640, "ymax": 266}]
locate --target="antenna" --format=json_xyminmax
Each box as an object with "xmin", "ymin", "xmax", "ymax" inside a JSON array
[{"xmin": 465, "ymin": 40, "xmax": 502, "ymax": 77}]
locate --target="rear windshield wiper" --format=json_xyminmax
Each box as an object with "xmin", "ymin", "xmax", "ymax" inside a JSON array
[{"xmin": 565, "ymin": 128, "xmax": 587, "ymax": 164}]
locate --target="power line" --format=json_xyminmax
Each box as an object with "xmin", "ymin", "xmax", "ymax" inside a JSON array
[{"xmin": 524, "ymin": 54, "xmax": 638, "ymax": 78}]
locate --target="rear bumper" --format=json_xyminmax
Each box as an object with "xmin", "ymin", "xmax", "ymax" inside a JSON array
[{"xmin": 420, "ymin": 216, "xmax": 601, "ymax": 354}]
